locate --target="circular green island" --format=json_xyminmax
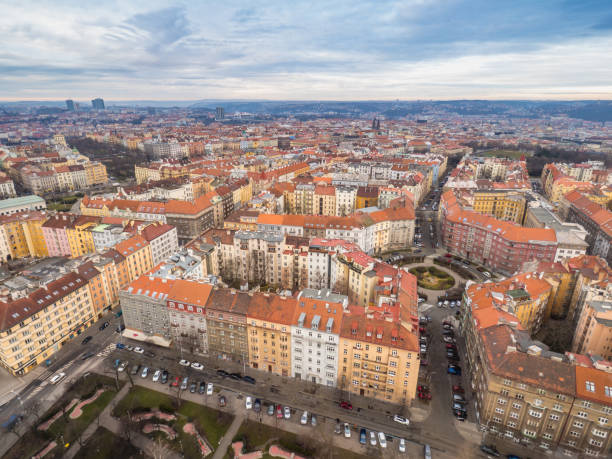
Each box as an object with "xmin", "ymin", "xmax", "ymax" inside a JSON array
[{"xmin": 409, "ymin": 266, "xmax": 455, "ymax": 290}]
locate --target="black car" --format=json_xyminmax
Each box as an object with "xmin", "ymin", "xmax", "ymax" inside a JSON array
[
  {"xmin": 453, "ymin": 409, "xmax": 466, "ymax": 421},
  {"xmin": 229, "ymin": 372, "xmax": 242, "ymax": 381},
  {"xmin": 442, "ymin": 330, "xmax": 454, "ymax": 336},
  {"xmin": 144, "ymin": 350, "xmax": 156, "ymax": 358},
  {"xmin": 99, "ymin": 322, "xmax": 109, "ymax": 330},
  {"xmin": 199, "ymin": 382, "xmax": 206, "ymax": 394},
  {"xmin": 81, "ymin": 351, "xmax": 95, "ymax": 360},
  {"xmin": 81, "ymin": 336, "xmax": 92, "ymax": 345},
  {"xmin": 254, "ymin": 398, "xmax": 261, "ymax": 412},
  {"xmin": 216, "ymin": 369, "xmax": 229, "ymax": 378},
  {"xmin": 447, "ymin": 353, "xmax": 460, "ymax": 361},
  {"xmin": 480, "ymin": 445, "xmax": 500, "ymax": 457},
  {"xmin": 189, "ymin": 382, "xmax": 197, "ymax": 393},
  {"xmin": 161, "ymin": 370, "xmax": 169, "ymax": 384},
  {"xmin": 243, "ymin": 375, "xmax": 256, "ymax": 384}
]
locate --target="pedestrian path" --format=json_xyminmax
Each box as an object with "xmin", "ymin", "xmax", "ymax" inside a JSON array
[{"xmin": 212, "ymin": 413, "xmax": 245, "ymax": 459}]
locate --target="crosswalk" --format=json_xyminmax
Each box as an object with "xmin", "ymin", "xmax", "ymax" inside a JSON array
[{"xmin": 97, "ymin": 343, "xmax": 116, "ymax": 358}]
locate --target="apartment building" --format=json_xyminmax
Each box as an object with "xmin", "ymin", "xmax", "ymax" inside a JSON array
[
  {"xmin": 120, "ymin": 276, "xmax": 173, "ymax": 345},
  {"xmin": 77, "ymin": 258, "xmax": 119, "ymax": 317},
  {"xmin": 0, "ymin": 174, "xmax": 17, "ymax": 198},
  {"xmin": 84, "ymin": 162, "xmax": 108, "ymax": 186},
  {"xmin": 167, "ymin": 280, "xmax": 212, "ymax": 355},
  {"xmin": 139, "ymin": 222, "xmax": 179, "ymax": 267},
  {"xmin": 0, "ymin": 195, "xmax": 46, "ymax": 216},
  {"xmin": 114, "ymin": 235, "xmax": 154, "ymax": 284},
  {"xmin": 165, "ymin": 194, "xmax": 219, "ymax": 244},
  {"xmin": 0, "ymin": 211, "xmax": 49, "ymax": 260},
  {"xmin": 246, "ymin": 293, "xmax": 296, "ymax": 376},
  {"xmin": 0, "ymin": 272, "xmax": 94, "ymax": 375},
  {"xmin": 572, "ymin": 299, "xmax": 612, "ymax": 360},
  {"xmin": 290, "ymin": 289, "xmax": 346, "ymax": 387},
  {"xmin": 205, "ymin": 288, "xmax": 249, "ymax": 363},
  {"xmin": 338, "ymin": 309, "xmax": 420, "ymax": 404}
]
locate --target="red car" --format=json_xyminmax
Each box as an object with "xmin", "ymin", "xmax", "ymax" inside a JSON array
[
  {"xmin": 171, "ymin": 376, "xmax": 180, "ymax": 387},
  {"xmin": 446, "ymin": 343, "xmax": 458, "ymax": 349},
  {"xmin": 339, "ymin": 401, "xmax": 353, "ymax": 410},
  {"xmin": 276, "ymin": 404, "xmax": 283, "ymax": 419},
  {"xmin": 417, "ymin": 385, "xmax": 429, "ymax": 393},
  {"xmin": 418, "ymin": 391, "xmax": 432, "ymax": 400},
  {"xmin": 452, "ymin": 385, "xmax": 465, "ymax": 394},
  {"xmin": 419, "ymin": 327, "xmax": 426, "ymax": 334}
]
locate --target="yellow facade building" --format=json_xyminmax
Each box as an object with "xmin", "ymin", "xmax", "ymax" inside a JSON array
[
  {"xmin": 66, "ymin": 217, "xmax": 98, "ymax": 258},
  {"xmin": 472, "ymin": 190, "xmax": 527, "ymax": 224},
  {"xmin": 0, "ymin": 211, "xmax": 49, "ymax": 260}
]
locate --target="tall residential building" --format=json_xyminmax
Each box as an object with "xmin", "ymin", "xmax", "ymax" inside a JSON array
[
  {"xmin": 215, "ymin": 107, "xmax": 225, "ymax": 121},
  {"xmin": 91, "ymin": 98, "xmax": 105, "ymax": 110},
  {"xmin": 65, "ymin": 99, "xmax": 75, "ymax": 111}
]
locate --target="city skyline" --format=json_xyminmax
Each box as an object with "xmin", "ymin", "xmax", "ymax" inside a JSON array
[{"xmin": 2, "ymin": 0, "xmax": 612, "ymax": 101}]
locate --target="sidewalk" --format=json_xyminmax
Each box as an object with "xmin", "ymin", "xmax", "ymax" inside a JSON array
[{"xmin": 212, "ymin": 413, "xmax": 245, "ymax": 459}]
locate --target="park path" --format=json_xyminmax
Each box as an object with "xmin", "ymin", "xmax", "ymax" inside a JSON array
[
  {"xmin": 63, "ymin": 383, "xmax": 181, "ymax": 459},
  {"xmin": 212, "ymin": 413, "xmax": 245, "ymax": 459}
]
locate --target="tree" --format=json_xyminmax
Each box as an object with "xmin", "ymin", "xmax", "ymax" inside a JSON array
[
  {"xmin": 151, "ymin": 436, "xmax": 170, "ymax": 459},
  {"xmin": 119, "ymin": 411, "xmax": 137, "ymax": 442}
]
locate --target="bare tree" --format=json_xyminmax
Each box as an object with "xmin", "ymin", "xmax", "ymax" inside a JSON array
[
  {"xmin": 151, "ymin": 436, "xmax": 170, "ymax": 459},
  {"xmin": 120, "ymin": 411, "xmax": 137, "ymax": 442}
]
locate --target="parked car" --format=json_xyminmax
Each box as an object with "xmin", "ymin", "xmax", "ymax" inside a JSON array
[
  {"xmin": 334, "ymin": 421, "xmax": 342, "ymax": 435},
  {"xmin": 339, "ymin": 401, "xmax": 353, "ymax": 410},
  {"xmin": 229, "ymin": 372, "xmax": 242, "ymax": 381},
  {"xmin": 447, "ymin": 364, "xmax": 462, "ymax": 375},
  {"xmin": 453, "ymin": 409, "xmax": 466, "ymax": 421},
  {"xmin": 420, "ymin": 344, "xmax": 427, "ymax": 353},
  {"xmin": 369, "ymin": 430, "xmax": 377, "ymax": 446},
  {"xmin": 191, "ymin": 362, "xmax": 204, "ymax": 371},
  {"xmin": 245, "ymin": 396, "xmax": 253, "ymax": 410},
  {"xmin": 344, "ymin": 423, "xmax": 351, "ymax": 438},
  {"xmin": 161, "ymin": 370, "xmax": 169, "ymax": 384},
  {"xmin": 399, "ymin": 438, "xmax": 406, "ymax": 453},
  {"xmin": 216, "ymin": 369, "xmax": 229, "ymax": 377},
  {"xmin": 483, "ymin": 271, "xmax": 491, "ymax": 278},
  {"xmin": 446, "ymin": 343, "xmax": 458, "ymax": 350},
  {"xmin": 453, "ymin": 394, "xmax": 466, "ymax": 403},
  {"xmin": 81, "ymin": 351, "xmax": 95, "ymax": 360},
  {"xmin": 81, "ymin": 336, "xmax": 92, "ymax": 345},
  {"xmin": 130, "ymin": 364, "xmax": 140, "ymax": 375},
  {"xmin": 116, "ymin": 343, "xmax": 125, "ymax": 349},
  {"xmin": 418, "ymin": 391, "xmax": 432, "ymax": 400},
  {"xmin": 443, "ymin": 336, "xmax": 456, "ymax": 344},
  {"xmin": 125, "ymin": 345, "xmax": 134, "ymax": 351},
  {"xmin": 189, "ymin": 382, "xmax": 197, "ymax": 393},
  {"xmin": 447, "ymin": 353, "xmax": 460, "ymax": 362},
  {"xmin": 393, "ymin": 414, "xmax": 409, "ymax": 426},
  {"xmin": 311, "ymin": 414, "xmax": 317, "ymax": 426},
  {"xmin": 99, "ymin": 321, "xmax": 109, "ymax": 330},
  {"xmin": 144, "ymin": 350, "xmax": 155, "ymax": 358},
  {"xmin": 276, "ymin": 405, "xmax": 283, "ymax": 418},
  {"xmin": 424, "ymin": 444, "xmax": 432, "ymax": 459},
  {"xmin": 118, "ymin": 361, "xmax": 128, "ymax": 372},
  {"xmin": 283, "ymin": 406, "xmax": 291, "ymax": 419},
  {"xmin": 199, "ymin": 382, "xmax": 206, "ymax": 394},
  {"xmin": 180, "ymin": 376, "xmax": 189, "ymax": 391},
  {"xmin": 452, "ymin": 385, "xmax": 465, "ymax": 394},
  {"xmin": 453, "ymin": 402, "xmax": 466, "ymax": 411},
  {"xmin": 378, "ymin": 432, "xmax": 387, "ymax": 448},
  {"xmin": 301, "ymin": 411, "xmax": 308, "ymax": 425},
  {"xmin": 152, "ymin": 369, "xmax": 161, "ymax": 382},
  {"xmin": 219, "ymin": 395, "xmax": 226, "ymax": 407},
  {"xmin": 133, "ymin": 347, "xmax": 144, "ymax": 354},
  {"xmin": 359, "ymin": 428, "xmax": 366, "ymax": 445},
  {"xmin": 116, "ymin": 324, "xmax": 125, "ymax": 333},
  {"xmin": 267, "ymin": 404, "xmax": 274, "ymax": 416},
  {"xmin": 254, "ymin": 399, "xmax": 261, "ymax": 412},
  {"xmin": 207, "ymin": 383, "xmax": 214, "ymax": 395},
  {"xmin": 243, "ymin": 375, "xmax": 256, "ymax": 384},
  {"xmin": 178, "ymin": 359, "xmax": 190, "ymax": 367},
  {"xmin": 480, "ymin": 445, "xmax": 500, "ymax": 457},
  {"xmin": 50, "ymin": 372, "xmax": 66, "ymax": 384},
  {"xmin": 171, "ymin": 376, "xmax": 180, "ymax": 387},
  {"xmin": 443, "ymin": 324, "xmax": 453, "ymax": 330},
  {"xmin": 140, "ymin": 367, "xmax": 149, "ymax": 378}
]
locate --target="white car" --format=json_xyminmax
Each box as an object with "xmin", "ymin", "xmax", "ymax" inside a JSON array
[
  {"xmin": 152, "ymin": 369, "xmax": 161, "ymax": 382},
  {"xmin": 118, "ymin": 361, "xmax": 128, "ymax": 372},
  {"xmin": 206, "ymin": 382, "xmax": 214, "ymax": 395},
  {"xmin": 133, "ymin": 347, "xmax": 144, "ymax": 354},
  {"xmin": 393, "ymin": 414, "xmax": 410, "ymax": 426},
  {"xmin": 418, "ymin": 298, "xmax": 425, "ymax": 303},
  {"xmin": 399, "ymin": 438, "xmax": 406, "ymax": 453},
  {"xmin": 190, "ymin": 362, "xmax": 204, "ymax": 370},
  {"xmin": 300, "ymin": 411, "xmax": 308, "ymax": 425},
  {"xmin": 50, "ymin": 372, "xmax": 66, "ymax": 384},
  {"xmin": 483, "ymin": 271, "xmax": 491, "ymax": 278},
  {"xmin": 245, "ymin": 396, "xmax": 253, "ymax": 410},
  {"xmin": 378, "ymin": 432, "xmax": 387, "ymax": 448},
  {"xmin": 344, "ymin": 423, "xmax": 351, "ymax": 438},
  {"xmin": 140, "ymin": 366, "xmax": 149, "ymax": 378},
  {"xmin": 284, "ymin": 406, "xmax": 291, "ymax": 419},
  {"xmin": 178, "ymin": 359, "xmax": 190, "ymax": 366},
  {"xmin": 369, "ymin": 431, "xmax": 377, "ymax": 446}
]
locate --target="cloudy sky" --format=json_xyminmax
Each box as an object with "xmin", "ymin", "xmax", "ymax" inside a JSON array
[{"xmin": 1, "ymin": 0, "xmax": 612, "ymax": 101}]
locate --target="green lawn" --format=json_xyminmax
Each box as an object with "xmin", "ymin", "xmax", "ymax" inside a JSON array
[
  {"xmin": 228, "ymin": 420, "xmax": 367, "ymax": 459},
  {"xmin": 5, "ymin": 373, "xmax": 121, "ymax": 459},
  {"xmin": 113, "ymin": 385, "xmax": 234, "ymax": 458},
  {"xmin": 73, "ymin": 427, "xmax": 144, "ymax": 459},
  {"xmin": 409, "ymin": 266, "xmax": 455, "ymax": 290}
]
